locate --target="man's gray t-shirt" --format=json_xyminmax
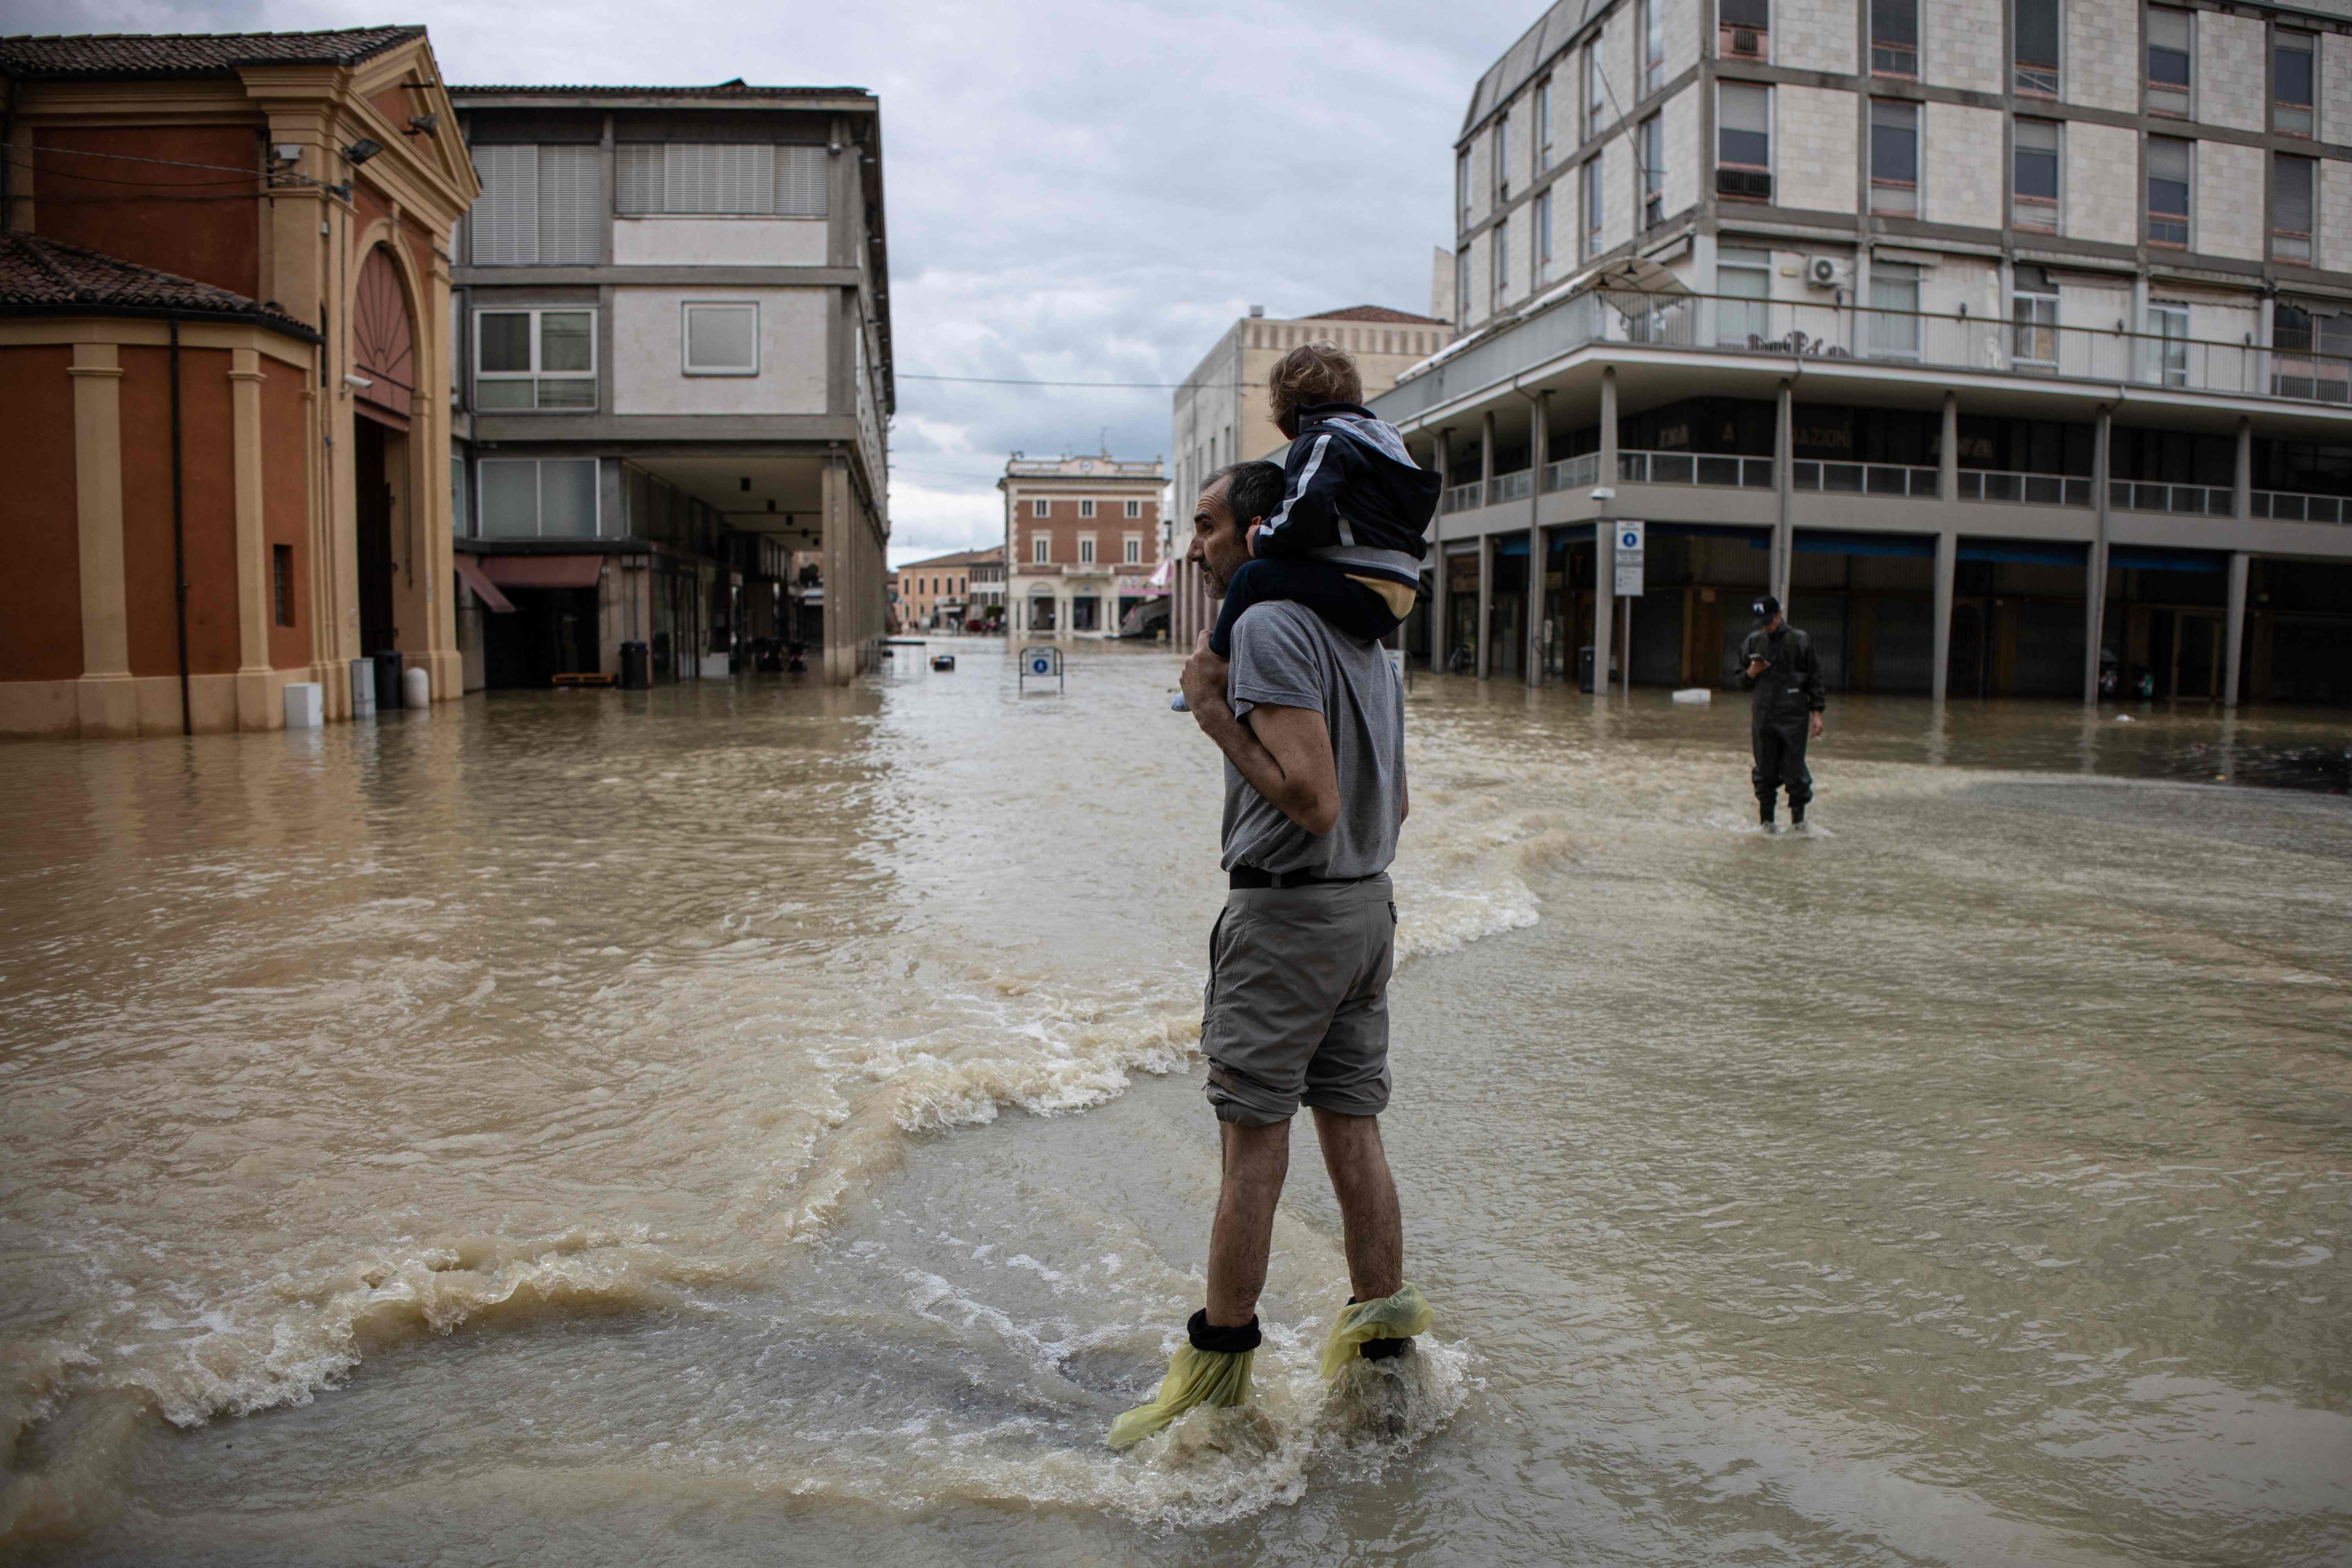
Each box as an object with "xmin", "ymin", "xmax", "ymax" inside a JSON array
[{"xmin": 1221, "ymin": 601, "xmax": 1405, "ymax": 877}]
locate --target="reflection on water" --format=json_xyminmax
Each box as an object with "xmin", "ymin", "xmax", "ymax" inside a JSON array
[{"xmin": 2, "ymin": 642, "xmax": 2347, "ymax": 1564}]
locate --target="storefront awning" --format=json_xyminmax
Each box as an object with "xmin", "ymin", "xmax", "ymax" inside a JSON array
[
  {"xmin": 480, "ymin": 554, "xmax": 605, "ymax": 590},
  {"xmin": 450, "ymin": 553, "xmax": 516, "ymax": 613}
]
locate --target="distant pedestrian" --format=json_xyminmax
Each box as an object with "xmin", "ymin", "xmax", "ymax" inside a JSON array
[
  {"xmin": 1110, "ymin": 457, "xmax": 1431, "ymax": 1449},
  {"xmin": 1735, "ymin": 594, "xmax": 1825, "ymax": 831}
]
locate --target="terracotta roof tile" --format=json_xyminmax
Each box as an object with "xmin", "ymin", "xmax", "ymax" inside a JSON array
[
  {"xmin": 0, "ymin": 230, "xmax": 318, "ymax": 339},
  {"xmin": 1299, "ymin": 304, "xmax": 1450, "ymax": 325},
  {"xmin": 0, "ymin": 26, "xmax": 420, "ymax": 80}
]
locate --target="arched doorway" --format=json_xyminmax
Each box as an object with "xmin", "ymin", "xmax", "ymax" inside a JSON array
[{"xmin": 352, "ymin": 245, "xmax": 414, "ymax": 657}]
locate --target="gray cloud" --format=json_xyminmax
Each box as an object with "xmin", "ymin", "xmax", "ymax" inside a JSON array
[{"xmin": 11, "ymin": 0, "xmax": 1527, "ymax": 563}]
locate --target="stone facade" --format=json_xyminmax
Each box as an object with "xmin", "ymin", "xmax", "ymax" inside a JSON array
[
  {"xmin": 1926, "ymin": 103, "xmax": 2004, "ymax": 232},
  {"xmin": 2200, "ymin": 11, "xmax": 2268, "ymax": 134},
  {"xmin": 2325, "ymin": 158, "xmax": 2352, "ymax": 272},
  {"xmin": 2195, "ymin": 140, "xmax": 2267, "ymax": 261},
  {"xmin": 1777, "ymin": 0, "xmax": 1855, "ymax": 74},
  {"xmin": 1926, "ymin": 0, "xmax": 2002, "ymax": 94},
  {"xmin": 1663, "ymin": 82, "xmax": 1701, "ymax": 220},
  {"xmin": 2064, "ymin": 0, "xmax": 2140, "ymax": 114},
  {"xmin": 1776, "ymin": 84, "xmax": 1858, "ymax": 215},
  {"xmin": 2065, "ymin": 121, "xmax": 2140, "ymax": 246}
]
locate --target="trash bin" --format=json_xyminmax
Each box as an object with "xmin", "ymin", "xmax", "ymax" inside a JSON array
[
  {"xmin": 619, "ymin": 640, "xmax": 651, "ymax": 690},
  {"xmin": 372, "ymin": 650, "xmax": 404, "ymax": 711},
  {"xmin": 349, "ymin": 657, "xmax": 376, "ymax": 719},
  {"xmin": 1577, "ymin": 644, "xmax": 1596, "ymax": 693}
]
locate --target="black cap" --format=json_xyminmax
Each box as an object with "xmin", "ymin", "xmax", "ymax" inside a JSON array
[{"xmin": 1753, "ymin": 594, "xmax": 1781, "ymax": 617}]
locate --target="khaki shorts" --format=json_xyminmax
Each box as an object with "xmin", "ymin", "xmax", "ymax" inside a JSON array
[{"xmin": 1201, "ymin": 874, "xmax": 1397, "ymax": 1127}]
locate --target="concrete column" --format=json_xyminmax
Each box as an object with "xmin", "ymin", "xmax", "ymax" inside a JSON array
[
  {"xmin": 2224, "ymin": 551, "xmax": 2249, "ymax": 707},
  {"xmin": 1595, "ymin": 366, "xmax": 1618, "ymax": 695},
  {"xmin": 1526, "ymin": 390, "xmax": 1548, "ymax": 687},
  {"xmin": 1480, "ymin": 410, "xmax": 1496, "ymax": 501},
  {"xmin": 1475, "ymin": 535, "xmax": 1494, "ymax": 681},
  {"xmin": 1939, "ymin": 390, "xmax": 1958, "ymax": 503},
  {"xmin": 1773, "ymin": 378, "xmax": 1794, "ymax": 605},
  {"xmin": 68, "ymin": 344, "xmax": 136, "ymax": 737},
  {"xmin": 229, "ymin": 350, "xmax": 274, "ymax": 730},
  {"xmin": 1431, "ymin": 432, "xmax": 1452, "ymax": 673},
  {"xmin": 2085, "ymin": 406, "xmax": 2112, "ymax": 704},
  {"xmin": 1931, "ymin": 530, "xmax": 1956, "ymax": 703},
  {"xmin": 2233, "ymin": 416, "xmax": 2253, "ymax": 523},
  {"xmin": 822, "ymin": 459, "xmax": 851, "ymax": 683}
]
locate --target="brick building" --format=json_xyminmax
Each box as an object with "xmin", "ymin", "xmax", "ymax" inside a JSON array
[
  {"xmin": 0, "ymin": 26, "xmax": 477, "ymax": 735},
  {"xmin": 998, "ymin": 453, "xmax": 1165, "ymax": 636}
]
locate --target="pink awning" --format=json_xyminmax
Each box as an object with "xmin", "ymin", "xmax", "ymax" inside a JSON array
[
  {"xmin": 450, "ymin": 553, "xmax": 515, "ymax": 613},
  {"xmin": 480, "ymin": 555, "xmax": 605, "ymax": 590}
]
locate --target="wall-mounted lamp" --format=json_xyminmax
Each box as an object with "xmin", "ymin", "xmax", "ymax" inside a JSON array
[
  {"xmin": 405, "ymin": 113, "xmax": 439, "ymax": 139},
  {"xmin": 343, "ymin": 138, "xmax": 384, "ymax": 166},
  {"xmin": 344, "ymin": 372, "xmax": 374, "ymax": 390},
  {"xmin": 272, "ymin": 143, "xmax": 303, "ymax": 165}
]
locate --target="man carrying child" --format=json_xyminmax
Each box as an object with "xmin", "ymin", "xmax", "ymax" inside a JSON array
[{"xmin": 1111, "ymin": 344, "xmax": 1440, "ymax": 1448}]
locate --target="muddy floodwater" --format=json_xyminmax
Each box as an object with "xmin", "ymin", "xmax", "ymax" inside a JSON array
[{"xmin": 4, "ymin": 641, "xmax": 2349, "ymax": 1565}]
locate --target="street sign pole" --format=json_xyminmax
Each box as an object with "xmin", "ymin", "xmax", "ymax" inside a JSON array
[{"xmin": 1613, "ymin": 522, "xmax": 1644, "ymax": 700}]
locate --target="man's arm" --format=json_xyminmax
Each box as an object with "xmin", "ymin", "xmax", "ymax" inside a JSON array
[{"xmin": 1180, "ymin": 635, "xmax": 1340, "ymax": 835}]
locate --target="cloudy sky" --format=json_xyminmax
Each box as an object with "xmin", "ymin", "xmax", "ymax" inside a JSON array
[{"xmin": 16, "ymin": 0, "xmax": 1534, "ymax": 563}]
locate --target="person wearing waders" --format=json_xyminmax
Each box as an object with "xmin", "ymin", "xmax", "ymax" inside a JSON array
[
  {"xmin": 1735, "ymin": 594, "xmax": 1826, "ymax": 831},
  {"xmin": 1107, "ymin": 458, "xmax": 1434, "ymax": 1450}
]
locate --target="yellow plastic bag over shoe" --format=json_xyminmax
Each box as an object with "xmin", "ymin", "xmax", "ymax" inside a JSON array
[
  {"xmin": 1107, "ymin": 1312, "xmax": 1258, "ymax": 1450},
  {"xmin": 1319, "ymin": 1281, "xmax": 1434, "ymax": 1378}
]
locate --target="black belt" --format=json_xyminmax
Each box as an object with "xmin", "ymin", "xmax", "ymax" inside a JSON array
[{"xmin": 1229, "ymin": 866, "xmax": 1378, "ymax": 890}]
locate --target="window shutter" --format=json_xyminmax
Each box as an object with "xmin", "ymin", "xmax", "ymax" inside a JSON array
[
  {"xmin": 715, "ymin": 144, "xmax": 774, "ymax": 212},
  {"xmin": 537, "ymin": 145, "xmax": 602, "ymax": 264},
  {"xmin": 472, "ymin": 144, "xmax": 539, "ymax": 265},
  {"xmin": 615, "ymin": 144, "xmax": 662, "ymax": 214},
  {"xmin": 776, "ymin": 146, "xmax": 828, "ymax": 216}
]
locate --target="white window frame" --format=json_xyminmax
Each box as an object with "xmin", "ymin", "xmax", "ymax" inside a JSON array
[
  {"xmin": 2013, "ymin": 273, "xmax": 2060, "ymax": 369},
  {"xmin": 1031, "ymin": 497, "xmax": 1050, "ymax": 518},
  {"xmin": 2272, "ymin": 152, "xmax": 2316, "ymax": 263},
  {"xmin": 1078, "ymin": 534, "xmax": 1097, "ymax": 565},
  {"xmin": 1537, "ymin": 78, "xmax": 1555, "ymax": 170},
  {"xmin": 473, "ymin": 306, "xmax": 598, "ymax": 412},
  {"xmin": 1717, "ymin": 81, "xmax": 1774, "ymax": 203},
  {"xmin": 1494, "ymin": 215, "xmax": 1510, "ymax": 298},
  {"xmin": 1124, "ymin": 498, "xmax": 1141, "ymax": 518},
  {"xmin": 1870, "ymin": 0, "xmax": 1919, "ymax": 77},
  {"xmin": 1640, "ymin": 114, "xmax": 1666, "ymax": 227},
  {"xmin": 680, "ymin": 301, "xmax": 759, "ymax": 376},
  {"xmin": 1585, "ymin": 43, "xmax": 1606, "ymax": 139},
  {"xmin": 1031, "ymin": 532, "xmax": 1051, "ymax": 564},
  {"xmin": 1536, "ymin": 187, "xmax": 1555, "ymax": 281},
  {"xmin": 2147, "ymin": 134, "xmax": 2193, "ymax": 249},
  {"xmin": 1641, "ymin": 0, "xmax": 1666, "ymax": 93},
  {"xmin": 1080, "ymin": 498, "xmax": 1096, "ymax": 518},
  {"xmin": 2146, "ymin": 301, "xmax": 2190, "ymax": 385},
  {"xmin": 1123, "ymin": 533, "xmax": 1142, "ymax": 564},
  {"xmin": 1716, "ymin": 246, "xmax": 1771, "ymax": 344}
]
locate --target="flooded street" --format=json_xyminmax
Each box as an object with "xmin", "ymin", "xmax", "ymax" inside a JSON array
[{"xmin": 4, "ymin": 642, "xmax": 2348, "ymax": 1564}]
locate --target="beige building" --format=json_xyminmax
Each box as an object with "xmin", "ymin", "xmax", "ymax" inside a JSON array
[
  {"xmin": 894, "ymin": 546, "xmax": 997, "ymax": 630},
  {"xmin": 1168, "ymin": 304, "xmax": 1450, "ymax": 647},
  {"xmin": 998, "ymin": 454, "xmax": 1165, "ymax": 637},
  {"xmin": 1379, "ymin": 0, "xmax": 2352, "ymax": 705}
]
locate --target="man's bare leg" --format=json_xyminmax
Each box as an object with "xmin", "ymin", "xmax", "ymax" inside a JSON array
[
  {"xmin": 1311, "ymin": 1108, "xmax": 1403, "ymax": 1303},
  {"xmin": 1205, "ymin": 1120, "xmax": 1290, "ymax": 1327}
]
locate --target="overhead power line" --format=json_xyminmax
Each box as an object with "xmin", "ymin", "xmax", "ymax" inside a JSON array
[{"xmin": 899, "ymin": 372, "xmax": 1233, "ymax": 390}]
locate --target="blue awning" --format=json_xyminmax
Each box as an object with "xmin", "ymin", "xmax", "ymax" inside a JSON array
[
  {"xmin": 1795, "ymin": 530, "xmax": 1935, "ymax": 557},
  {"xmin": 1959, "ymin": 540, "xmax": 2089, "ymax": 566},
  {"xmin": 2111, "ymin": 545, "xmax": 2227, "ymax": 572}
]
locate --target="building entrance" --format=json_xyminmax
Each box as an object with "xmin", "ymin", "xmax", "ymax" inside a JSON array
[
  {"xmin": 354, "ymin": 417, "xmax": 402, "ymax": 656},
  {"xmin": 483, "ymin": 586, "xmax": 598, "ymax": 689}
]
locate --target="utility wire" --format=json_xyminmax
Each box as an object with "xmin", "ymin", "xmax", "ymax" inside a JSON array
[{"xmin": 900, "ymin": 372, "xmax": 1233, "ymax": 390}]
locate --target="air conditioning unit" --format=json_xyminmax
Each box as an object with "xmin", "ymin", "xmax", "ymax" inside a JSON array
[
  {"xmin": 1715, "ymin": 167, "xmax": 1772, "ymax": 201},
  {"xmin": 1806, "ymin": 256, "xmax": 1849, "ymax": 290}
]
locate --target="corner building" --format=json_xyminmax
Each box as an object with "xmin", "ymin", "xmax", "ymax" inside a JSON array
[
  {"xmin": 446, "ymin": 79, "xmax": 891, "ymax": 687},
  {"xmin": 0, "ymin": 27, "xmax": 478, "ymax": 735},
  {"xmin": 1383, "ymin": 0, "xmax": 2352, "ymax": 703},
  {"xmin": 1000, "ymin": 454, "xmax": 1165, "ymax": 637}
]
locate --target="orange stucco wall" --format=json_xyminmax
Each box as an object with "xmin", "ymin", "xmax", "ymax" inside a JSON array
[
  {"xmin": 263, "ymin": 361, "xmax": 311, "ymax": 670},
  {"xmin": 34, "ymin": 125, "xmax": 265, "ymax": 300},
  {"xmin": 119, "ymin": 345, "xmax": 240, "ymax": 678},
  {"xmin": 0, "ymin": 346, "xmax": 84, "ymax": 681}
]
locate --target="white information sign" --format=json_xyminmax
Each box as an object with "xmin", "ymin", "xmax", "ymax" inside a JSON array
[{"xmin": 1613, "ymin": 520, "xmax": 1646, "ymax": 597}]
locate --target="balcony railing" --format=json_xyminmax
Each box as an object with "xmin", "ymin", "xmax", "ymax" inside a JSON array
[
  {"xmin": 1441, "ymin": 480, "xmax": 1484, "ymax": 514},
  {"xmin": 2252, "ymin": 488, "xmax": 2352, "ymax": 523},
  {"xmin": 1794, "ymin": 459, "xmax": 1940, "ymax": 496},
  {"xmin": 1377, "ymin": 288, "xmax": 2352, "ymax": 427},
  {"xmin": 1956, "ymin": 468, "xmax": 2094, "ymax": 506},
  {"xmin": 2109, "ymin": 481, "xmax": 2233, "ymax": 516},
  {"xmin": 1619, "ymin": 449, "xmax": 1775, "ymax": 488},
  {"xmin": 1489, "ymin": 469, "xmax": 1535, "ymax": 504},
  {"xmin": 1544, "ymin": 452, "xmax": 1601, "ymax": 492}
]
